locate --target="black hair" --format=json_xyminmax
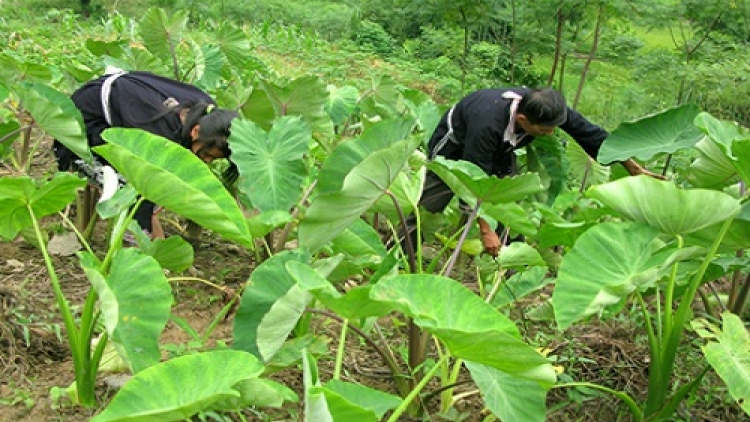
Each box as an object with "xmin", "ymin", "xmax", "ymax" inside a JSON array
[
  {"xmin": 517, "ymin": 87, "xmax": 568, "ymax": 126},
  {"xmin": 179, "ymin": 102, "xmax": 240, "ymax": 185}
]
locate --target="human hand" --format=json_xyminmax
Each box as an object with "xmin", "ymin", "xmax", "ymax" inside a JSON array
[
  {"xmin": 621, "ymin": 159, "xmax": 667, "ymax": 180},
  {"xmin": 481, "ymin": 230, "xmax": 501, "ymax": 257}
]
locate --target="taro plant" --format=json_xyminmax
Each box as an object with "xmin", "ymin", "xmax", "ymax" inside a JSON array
[
  {"xmin": 226, "ymin": 110, "xmax": 561, "ymax": 420},
  {"xmin": 0, "ymin": 115, "xmax": 298, "ymax": 416},
  {"xmin": 80, "ymin": 127, "xmax": 303, "ymax": 420},
  {"xmin": 550, "ymin": 105, "xmax": 750, "ymax": 420},
  {"xmin": 0, "ymin": 166, "xmax": 197, "ymax": 408},
  {"xmin": 90, "ymin": 349, "xmax": 298, "ymax": 422},
  {"xmin": 692, "ymin": 312, "xmax": 750, "ymax": 416},
  {"xmin": 0, "ymin": 54, "xmax": 92, "ymax": 175},
  {"xmin": 687, "ymin": 112, "xmax": 750, "ymax": 315}
]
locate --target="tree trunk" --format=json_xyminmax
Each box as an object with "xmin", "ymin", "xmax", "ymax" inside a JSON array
[
  {"xmin": 572, "ymin": 4, "xmax": 604, "ymax": 108},
  {"xmin": 508, "ymin": 0, "xmax": 517, "ymax": 83},
  {"xmin": 547, "ymin": 3, "xmax": 565, "ymax": 86},
  {"xmin": 558, "ymin": 54, "xmax": 567, "ymax": 91},
  {"xmin": 80, "ymin": 0, "xmax": 91, "ymax": 17},
  {"xmin": 674, "ymin": 11, "xmax": 723, "ymax": 105},
  {"xmin": 460, "ymin": 8, "xmax": 469, "ymax": 94}
]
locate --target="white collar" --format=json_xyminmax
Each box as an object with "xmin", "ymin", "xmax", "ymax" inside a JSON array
[{"xmin": 502, "ymin": 91, "xmax": 523, "ymax": 146}]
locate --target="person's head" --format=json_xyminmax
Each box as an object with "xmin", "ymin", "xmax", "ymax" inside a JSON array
[
  {"xmin": 179, "ymin": 102, "xmax": 240, "ymax": 184},
  {"xmin": 515, "ymin": 87, "xmax": 568, "ymax": 137}
]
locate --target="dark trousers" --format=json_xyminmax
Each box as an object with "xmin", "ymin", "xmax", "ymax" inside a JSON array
[
  {"xmin": 399, "ymin": 171, "xmax": 456, "ymax": 253},
  {"xmin": 399, "ymin": 171, "xmax": 514, "ymax": 254}
]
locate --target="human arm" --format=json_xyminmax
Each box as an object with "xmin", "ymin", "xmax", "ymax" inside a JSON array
[
  {"xmin": 560, "ymin": 108, "xmax": 665, "ymax": 180},
  {"xmin": 620, "ymin": 158, "xmax": 666, "ymax": 179},
  {"xmin": 558, "ymin": 107, "xmax": 609, "ymax": 158},
  {"xmin": 478, "ymin": 217, "xmax": 500, "ymax": 257}
]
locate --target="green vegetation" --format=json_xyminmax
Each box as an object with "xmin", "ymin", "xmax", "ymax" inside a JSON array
[{"xmin": 1, "ymin": 0, "xmax": 749, "ymax": 421}]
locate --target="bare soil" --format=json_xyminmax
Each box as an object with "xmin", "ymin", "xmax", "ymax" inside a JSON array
[{"xmin": 0, "ymin": 143, "xmax": 746, "ymax": 422}]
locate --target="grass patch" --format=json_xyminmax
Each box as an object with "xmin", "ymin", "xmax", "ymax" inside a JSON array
[{"xmin": 634, "ymin": 26, "xmax": 676, "ymax": 50}]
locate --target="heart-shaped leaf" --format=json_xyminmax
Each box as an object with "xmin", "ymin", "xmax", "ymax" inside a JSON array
[
  {"xmin": 299, "ymin": 136, "xmax": 421, "ymax": 253},
  {"xmin": 553, "ymin": 222, "xmax": 660, "ymax": 330},
  {"xmin": 370, "ymin": 274, "xmax": 555, "ymax": 385},
  {"xmin": 427, "ymin": 157, "xmax": 545, "ymax": 205},
  {"xmin": 0, "ymin": 173, "xmax": 85, "ymax": 240},
  {"xmin": 91, "ymin": 350, "xmax": 264, "ymax": 422},
  {"xmin": 598, "ymin": 104, "xmax": 703, "ymax": 163},
  {"xmin": 587, "ymin": 176, "xmax": 741, "ymax": 235},
  {"xmin": 82, "ymin": 249, "xmax": 172, "ymax": 373},
  {"xmin": 230, "ymin": 116, "xmax": 311, "ymax": 212}
]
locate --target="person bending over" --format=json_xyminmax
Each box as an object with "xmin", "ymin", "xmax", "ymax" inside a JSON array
[
  {"xmin": 412, "ymin": 86, "xmax": 662, "ymax": 256},
  {"xmin": 54, "ymin": 70, "xmax": 239, "ymax": 239}
]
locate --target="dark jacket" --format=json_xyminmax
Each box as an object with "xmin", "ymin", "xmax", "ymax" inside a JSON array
[
  {"xmin": 53, "ymin": 71, "xmax": 215, "ymax": 233},
  {"xmin": 427, "ymin": 88, "xmax": 608, "ymax": 177},
  {"xmin": 72, "ymin": 70, "xmax": 214, "ymax": 149}
]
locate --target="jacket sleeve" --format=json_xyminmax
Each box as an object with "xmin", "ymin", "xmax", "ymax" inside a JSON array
[{"xmin": 559, "ymin": 107, "xmax": 609, "ymax": 160}]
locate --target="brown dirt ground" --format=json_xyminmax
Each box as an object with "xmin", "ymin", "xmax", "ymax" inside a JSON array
[{"xmin": 0, "ymin": 141, "xmax": 747, "ymax": 422}]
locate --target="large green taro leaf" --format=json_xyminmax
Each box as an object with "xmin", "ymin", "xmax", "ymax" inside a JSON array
[
  {"xmin": 693, "ymin": 112, "xmax": 750, "ymax": 186},
  {"xmin": 402, "ymin": 88, "xmax": 441, "ymax": 146},
  {"xmin": 240, "ymin": 88, "xmax": 276, "ymax": 131},
  {"xmin": 318, "ymin": 117, "xmax": 416, "ymax": 194},
  {"xmin": 688, "ymin": 136, "xmax": 740, "ymax": 189},
  {"xmin": 138, "ymin": 8, "xmax": 188, "ymax": 68},
  {"xmin": 233, "ymin": 251, "xmax": 311, "ymax": 362},
  {"xmin": 13, "ymin": 82, "xmax": 91, "ymax": 163},
  {"xmin": 213, "ymin": 23, "xmax": 255, "ymax": 70},
  {"xmin": 587, "ymin": 175, "xmax": 741, "ymax": 235},
  {"xmin": 214, "ymin": 377, "xmax": 298, "ymax": 410},
  {"xmin": 326, "ymin": 85, "xmax": 359, "ymax": 126},
  {"xmin": 553, "ymin": 222, "xmax": 660, "ymax": 330},
  {"xmin": 358, "ymin": 75, "xmax": 402, "ymax": 120},
  {"xmin": 491, "ymin": 266, "xmax": 550, "ymax": 308},
  {"xmin": 246, "ymin": 210, "xmax": 293, "ymax": 238},
  {"xmin": 251, "ymin": 75, "xmax": 333, "ymax": 136},
  {"xmin": 85, "ymin": 39, "xmax": 127, "ymax": 59},
  {"xmin": 694, "ymin": 112, "xmax": 750, "ymax": 158},
  {"xmin": 104, "ymin": 47, "xmax": 170, "ymax": 78},
  {"xmin": 0, "ymin": 53, "xmax": 53, "ymax": 83},
  {"xmin": 287, "ymin": 261, "xmax": 393, "ymax": 319},
  {"xmin": 298, "ymin": 136, "xmax": 421, "ymax": 253},
  {"xmin": 229, "ymin": 116, "xmax": 311, "ymax": 212},
  {"xmin": 81, "ymin": 249, "xmax": 171, "ymax": 373},
  {"xmin": 323, "ymin": 380, "xmax": 401, "ymax": 419},
  {"xmin": 370, "ymin": 166, "xmax": 425, "ymax": 222},
  {"xmin": 308, "ymin": 380, "xmax": 401, "ymax": 422},
  {"xmin": 370, "ymin": 275, "xmax": 555, "ymax": 385},
  {"xmin": 598, "ymin": 104, "xmax": 703, "ymax": 163},
  {"xmin": 466, "ymin": 361, "xmax": 547, "ymax": 422},
  {"xmin": 90, "ymin": 350, "xmax": 264, "ymax": 422},
  {"xmin": 696, "ymin": 312, "xmax": 750, "ymax": 416},
  {"xmin": 481, "ymin": 202, "xmax": 539, "ymax": 237},
  {"xmin": 189, "ymin": 42, "xmax": 224, "ymax": 90},
  {"xmin": 0, "ymin": 173, "xmax": 85, "ymax": 240},
  {"xmin": 427, "ymin": 157, "xmax": 545, "ymax": 205},
  {"xmin": 328, "ymin": 218, "xmax": 386, "ymax": 261},
  {"xmin": 496, "ymin": 242, "xmax": 545, "ymax": 269},
  {"xmin": 326, "ymin": 219, "xmax": 387, "ymax": 280},
  {"xmin": 688, "ymin": 202, "xmax": 750, "ymax": 252},
  {"xmin": 527, "ymin": 135, "xmax": 568, "ymax": 203},
  {"xmin": 140, "ymin": 235, "xmax": 194, "ymax": 273},
  {"xmin": 94, "ymin": 128, "xmax": 253, "ymax": 248},
  {"xmin": 730, "ymin": 139, "xmax": 750, "ymax": 186},
  {"xmin": 567, "ymin": 140, "xmax": 610, "ymax": 187}
]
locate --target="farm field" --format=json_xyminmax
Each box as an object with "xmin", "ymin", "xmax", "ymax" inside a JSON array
[{"xmin": 0, "ymin": 140, "xmax": 741, "ymax": 422}]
